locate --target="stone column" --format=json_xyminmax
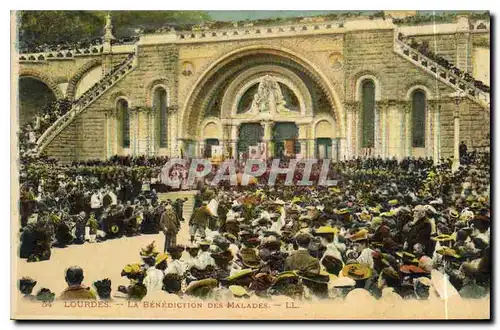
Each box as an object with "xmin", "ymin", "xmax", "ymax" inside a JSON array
[
  {"xmin": 425, "ymin": 102, "xmax": 435, "ymax": 159},
  {"xmin": 198, "ymin": 140, "xmax": 206, "ymax": 158},
  {"xmin": 298, "ymin": 124, "xmax": 309, "ymax": 158},
  {"xmin": 261, "ymin": 121, "xmax": 274, "ymax": 158},
  {"xmin": 435, "ymin": 103, "xmax": 442, "ymax": 163},
  {"xmin": 432, "ymin": 101, "xmax": 441, "ymax": 164},
  {"xmin": 455, "ymin": 15, "xmax": 472, "ymax": 73},
  {"xmin": 230, "ymin": 124, "xmax": 239, "ymax": 159},
  {"xmin": 404, "ymin": 102, "xmax": 412, "ymax": 157},
  {"xmin": 299, "ymin": 140, "xmax": 307, "ymax": 158},
  {"xmin": 374, "ymin": 103, "xmax": 381, "ymax": 158},
  {"xmin": 150, "ymin": 107, "xmax": 156, "ymax": 156},
  {"xmin": 378, "ymin": 101, "xmax": 389, "ymax": 158},
  {"xmin": 338, "ymin": 138, "xmax": 347, "ymax": 161},
  {"xmin": 331, "ymin": 139, "xmax": 338, "ymax": 162},
  {"xmin": 169, "ymin": 110, "xmax": 178, "ymax": 157},
  {"xmin": 135, "ymin": 109, "xmax": 141, "ymax": 156},
  {"xmin": 104, "ymin": 108, "xmax": 118, "ymax": 159},
  {"xmin": 398, "ymin": 102, "xmax": 406, "ymax": 159},
  {"xmin": 345, "ymin": 104, "xmax": 354, "ymax": 159},
  {"xmin": 126, "ymin": 107, "xmax": 139, "ymax": 156}
]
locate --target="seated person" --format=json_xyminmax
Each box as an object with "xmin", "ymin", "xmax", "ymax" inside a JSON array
[{"xmin": 59, "ymin": 266, "xmax": 97, "ymax": 300}]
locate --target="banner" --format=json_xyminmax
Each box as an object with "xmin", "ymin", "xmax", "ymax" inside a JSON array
[
  {"xmin": 211, "ymin": 145, "xmax": 224, "ymax": 162},
  {"xmin": 284, "ymin": 140, "xmax": 295, "ymax": 156},
  {"xmin": 207, "ymin": 198, "xmax": 219, "ymax": 217},
  {"xmin": 249, "ymin": 146, "xmax": 260, "ymax": 159}
]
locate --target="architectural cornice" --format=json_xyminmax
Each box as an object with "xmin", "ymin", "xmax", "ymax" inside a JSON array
[{"xmin": 138, "ymin": 18, "xmax": 394, "ymax": 46}]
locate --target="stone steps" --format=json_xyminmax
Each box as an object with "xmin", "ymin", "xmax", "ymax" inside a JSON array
[
  {"xmin": 394, "ymin": 38, "xmax": 489, "ymax": 109},
  {"xmin": 36, "ymin": 54, "xmax": 138, "ymax": 155}
]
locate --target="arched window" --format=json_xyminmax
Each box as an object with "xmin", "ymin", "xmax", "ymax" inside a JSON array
[
  {"xmin": 153, "ymin": 87, "xmax": 168, "ymax": 148},
  {"xmin": 361, "ymin": 80, "xmax": 375, "ymax": 148},
  {"xmin": 117, "ymin": 99, "xmax": 130, "ymax": 148},
  {"xmin": 412, "ymin": 90, "xmax": 426, "ymax": 148}
]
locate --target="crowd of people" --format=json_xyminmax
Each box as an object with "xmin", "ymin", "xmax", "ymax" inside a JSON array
[
  {"xmin": 18, "ymin": 53, "xmax": 135, "ymax": 160},
  {"xmin": 18, "ymin": 150, "xmax": 491, "ymax": 302},
  {"xmin": 398, "ymin": 33, "xmax": 490, "ymax": 93},
  {"xmin": 18, "ymin": 152, "xmax": 192, "ymax": 262},
  {"xmin": 19, "ymin": 99, "xmax": 75, "ymax": 153},
  {"xmin": 18, "ymin": 37, "xmax": 104, "ymax": 55}
]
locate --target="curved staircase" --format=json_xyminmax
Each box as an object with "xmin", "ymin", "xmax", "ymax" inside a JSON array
[
  {"xmin": 394, "ymin": 37, "xmax": 490, "ymax": 109},
  {"xmin": 36, "ymin": 53, "xmax": 138, "ymax": 155}
]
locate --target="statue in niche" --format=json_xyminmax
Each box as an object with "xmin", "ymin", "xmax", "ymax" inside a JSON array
[{"xmin": 249, "ymin": 75, "xmax": 290, "ymax": 113}]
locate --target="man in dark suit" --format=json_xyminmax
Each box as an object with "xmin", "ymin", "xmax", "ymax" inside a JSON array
[
  {"xmin": 189, "ymin": 202, "xmax": 212, "ymax": 243},
  {"xmin": 173, "ymin": 197, "xmax": 188, "ymax": 222},
  {"xmin": 284, "ymin": 233, "xmax": 320, "ymax": 275},
  {"xmin": 160, "ymin": 200, "xmax": 180, "ymax": 252}
]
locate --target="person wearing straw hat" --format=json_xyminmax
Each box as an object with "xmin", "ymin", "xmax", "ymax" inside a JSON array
[{"xmin": 18, "ymin": 277, "xmax": 37, "ymax": 301}]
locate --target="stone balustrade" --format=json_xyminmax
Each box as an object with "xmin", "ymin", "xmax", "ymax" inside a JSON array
[
  {"xmin": 394, "ymin": 39, "xmax": 490, "ymax": 108},
  {"xmin": 19, "ymin": 44, "xmax": 104, "ymax": 62},
  {"xmin": 175, "ymin": 21, "xmax": 347, "ymax": 41},
  {"xmin": 18, "ymin": 38, "xmax": 139, "ymax": 62},
  {"xmin": 36, "ymin": 54, "xmax": 138, "ymax": 154}
]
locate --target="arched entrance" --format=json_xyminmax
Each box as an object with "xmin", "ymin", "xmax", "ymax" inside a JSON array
[
  {"xmin": 204, "ymin": 139, "xmax": 219, "ymax": 158},
  {"xmin": 18, "ymin": 77, "xmax": 57, "ymax": 126},
  {"xmin": 237, "ymin": 123, "xmax": 264, "ymax": 158},
  {"xmin": 181, "ymin": 46, "xmax": 345, "ymax": 140},
  {"xmin": 272, "ymin": 122, "xmax": 299, "ymax": 157}
]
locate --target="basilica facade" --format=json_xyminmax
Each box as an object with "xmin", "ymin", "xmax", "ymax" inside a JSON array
[{"xmin": 17, "ymin": 14, "xmax": 490, "ymax": 163}]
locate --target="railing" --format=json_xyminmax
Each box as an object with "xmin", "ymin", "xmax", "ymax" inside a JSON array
[
  {"xmin": 19, "ymin": 44, "xmax": 104, "ymax": 62},
  {"xmin": 394, "ymin": 39, "xmax": 489, "ymax": 108},
  {"xmin": 36, "ymin": 54, "xmax": 137, "ymax": 154}
]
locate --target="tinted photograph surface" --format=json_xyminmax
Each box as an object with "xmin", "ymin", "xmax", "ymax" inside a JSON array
[{"xmin": 11, "ymin": 10, "xmax": 491, "ymax": 320}]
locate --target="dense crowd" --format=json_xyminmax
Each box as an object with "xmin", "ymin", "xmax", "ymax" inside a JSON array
[
  {"xmin": 18, "ymin": 153, "xmax": 189, "ymax": 261},
  {"xmin": 18, "ymin": 151, "xmax": 491, "ymax": 302},
  {"xmin": 19, "ymin": 99, "xmax": 75, "ymax": 152},
  {"xmin": 398, "ymin": 33, "xmax": 490, "ymax": 93},
  {"xmin": 18, "ymin": 53, "xmax": 135, "ymax": 159}
]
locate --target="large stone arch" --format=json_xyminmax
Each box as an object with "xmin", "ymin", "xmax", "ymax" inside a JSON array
[
  {"xmin": 220, "ymin": 64, "xmax": 313, "ymax": 118},
  {"xmin": 404, "ymin": 82, "xmax": 435, "ymax": 100},
  {"xmin": 180, "ymin": 45, "xmax": 345, "ymax": 140},
  {"xmin": 18, "ymin": 69, "xmax": 64, "ymax": 100},
  {"xmin": 312, "ymin": 115, "xmax": 337, "ymax": 139},
  {"xmin": 144, "ymin": 77, "xmax": 172, "ymax": 106},
  {"xmin": 66, "ymin": 59, "xmax": 103, "ymax": 100},
  {"xmin": 199, "ymin": 117, "xmax": 223, "ymax": 140},
  {"xmin": 351, "ymin": 70, "xmax": 382, "ymax": 102}
]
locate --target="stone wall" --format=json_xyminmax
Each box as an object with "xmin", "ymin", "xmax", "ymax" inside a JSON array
[
  {"xmin": 39, "ymin": 28, "xmax": 490, "ymax": 162},
  {"xmin": 43, "ymin": 44, "xmax": 178, "ymax": 162}
]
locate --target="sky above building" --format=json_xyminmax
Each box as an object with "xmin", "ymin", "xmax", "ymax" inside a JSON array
[
  {"xmin": 206, "ymin": 10, "xmax": 373, "ymax": 21},
  {"xmin": 205, "ymin": 10, "xmax": 484, "ymax": 21}
]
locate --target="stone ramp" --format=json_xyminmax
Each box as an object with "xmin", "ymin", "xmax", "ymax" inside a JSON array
[{"xmin": 157, "ymin": 190, "xmax": 198, "ymax": 245}]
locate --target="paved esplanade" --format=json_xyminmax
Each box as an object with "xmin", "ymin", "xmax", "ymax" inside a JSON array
[{"xmin": 16, "ymin": 190, "xmax": 198, "ymax": 296}]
